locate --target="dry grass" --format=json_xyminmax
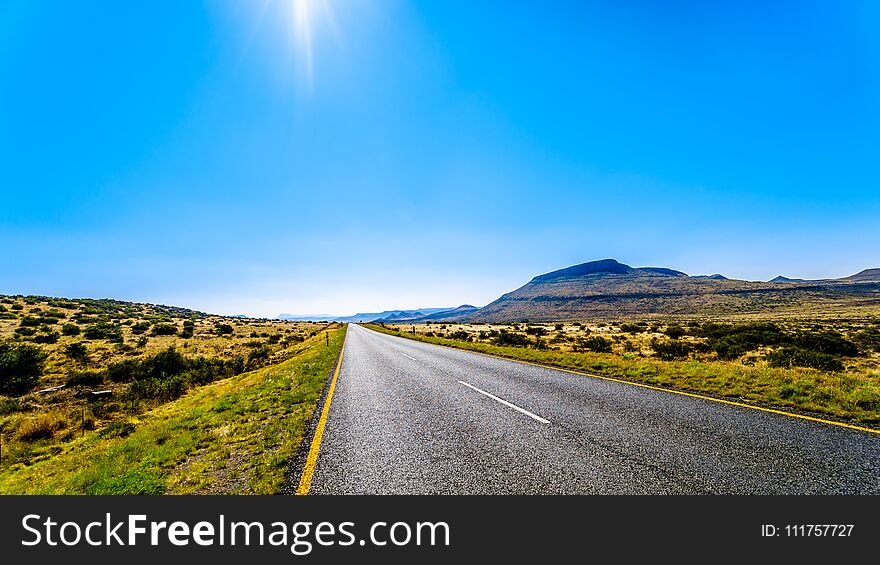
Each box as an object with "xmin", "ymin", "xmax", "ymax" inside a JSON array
[{"xmin": 0, "ymin": 327, "xmax": 346, "ymax": 494}]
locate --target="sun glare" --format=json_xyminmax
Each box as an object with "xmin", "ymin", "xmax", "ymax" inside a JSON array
[{"xmin": 279, "ymin": 0, "xmax": 336, "ymax": 88}]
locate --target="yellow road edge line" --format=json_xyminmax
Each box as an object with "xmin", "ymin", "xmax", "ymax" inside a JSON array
[
  {"xmin": 296, "ymin": 331, "xmax": 347, "ymax": 495},
  {"xmin": 365, "ymin": 325, "xmax": 880, "ymax": 436}
]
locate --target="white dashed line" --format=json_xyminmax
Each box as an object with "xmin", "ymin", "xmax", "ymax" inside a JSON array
[{"xmin": 458, "ymin": 380, "xmax": 550, "ymax": 424}]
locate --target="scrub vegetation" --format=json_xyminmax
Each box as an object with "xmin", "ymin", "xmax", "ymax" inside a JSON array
[
  {"xmin": 0, "ymin": 325, "xmax": 346, "ymax": 494},
  {"xmin": 0, "ymin": 294, "xmax": 334, "ymax": 486}
]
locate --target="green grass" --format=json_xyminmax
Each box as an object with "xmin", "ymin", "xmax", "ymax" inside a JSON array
[
  {"xmin": 365, "ymin": 325, "xmax": 880, "ymax": 426},
  {"xmin": 0, "ymin": 327, "xmax": 346, "ymax": 494}
]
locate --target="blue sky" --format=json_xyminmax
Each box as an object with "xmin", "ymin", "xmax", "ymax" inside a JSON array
[{"xmin": 1, "ymin": 1, "xmax": 878, "ymax": 317}]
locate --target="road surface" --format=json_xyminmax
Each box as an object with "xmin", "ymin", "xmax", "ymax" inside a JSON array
[{"xmin": 305, "ymin": 324, "xmax": 880, "ymax": 494}]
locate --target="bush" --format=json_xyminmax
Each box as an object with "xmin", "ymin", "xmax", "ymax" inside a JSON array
[
  {"xmin": 0, "ymin": 396, "xmax": 23, "ymax": 415},
  {"xmin": 180, "ymin": 320, "xmax": 195, "ymax": 339},
  {"xmin": 578, "ymin": 336, "xmax": 613, "ymax": 353},
  {"xmin": 0, "ymin": 343, "xmax": 47, "ymax": 395},
  {"xmin": 64, "ymin": 342, "xmax": 90, "ymax": 364},
  {"xmin": 664, "ymin": 325, "xmax": 686, "ymax": 339},
  {"xmin": 493, "ymin": 330, "xmax": 531, "ymax": 347},
  {"xmin": 853, "ymin": 328, "xmax": 880, "ymax": 353},
  {"xmin": 19, "ymin": 316, "xmax": 41, "ymax": 327},
  {"xmin": 525, "ymin": 327, "xmax": 547, "ymax": 336},
  {"xmin": 767, "ymin": 347, "xmax": 844, "ymax": 372},
  {"xmin": 651, "ymin": 339, "xmax": 692, "ymax": 360},
  {"xmin": 14, "ymin": 327, "xmax": 37, "ymax": 337},
  {"xmin": 150, "ymin": 323, "xmax": 178, "ymax": 336},
  {"xmin": 61, "ymin": 323, "xmax": 81, "ymax": 336},
  {"xmin": 449, "ymin": 330, "xmax": 471, "ymax": 341},
  {"xmin": 215, "ymin": 323, "xmax": 234, "ymax": 335},
  {"xmin": 126, "ymin": 374, "xmax": 188, "ymax": 403},
  {"xmin": 620, "ymin": 323, "xmax": 644, "ymax": 334},
  {"xmin": 107, "ymin": 347, "xmax": 234, "ymax": 402},
  {"xmin": 33, "ymin": 331, "xmax": 60, "ymax": 344},
  {"xmin": 699, "ymin": 322, "xmax": 787, "ymax": 360},
  {"xmin": 554, "ymin": 324, "xmax": 564, "ymax": 331},
  {"xmin": 131, "ymin": 321, "xmax": 151, "ymax": 334},
  {"xmin": 83, "ymin": 322, "xmax": 123, "ymax": 342},
  {"xmin": 247, "ymin": 346, "xmax": 271, "ymax": 369},
  {"xmin": 106, "ymin": 359, "xmax": 140, "ymax": 383},
  {"xmin": 791, "ymin": 331, "xmax": 859, "ymax": 357},
  {"xmin": 17, "ymin": 412, "xmax": 68, "ymax": 441},
  {"xmin": 66, "ymin": 369, "xmax": 105, "ymax": 387}
]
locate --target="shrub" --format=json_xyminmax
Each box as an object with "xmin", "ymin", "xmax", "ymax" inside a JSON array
[
  {"xmin": 852, "ymin": 328, "xmax": 880, "ymax": 353},
  {"xmin": 554, "ymin": 324, "xmax": 564, "ymax": 331},
  {"xmin": 150, "ymin": 323, "xmax": 178, "ymax": 336},
  {"xmin": 180, "ymin": 320, "xmax": 195, "ymax": 338},
  {"xmin": 11, "ymin": 303, "xmax": 23, "ymax": 311},
  {"xmin": 33, "ymin": 331, "xmax": 60, "ymax": 344},
  {"xmin": 131, "ymin": 321, "xmax": 151, "ymax": 334},
  {"xmin": 651, "ymin": 339, "xmax": 692, "ymax": 360},
  {"xmin": 767, "ymin": 347, "xmax": 844, "ymax": 372},
  {"xmin": 19, "ymin": 316, "xmax": 41, "ymax": 327},
  {"xmin": 493, "ymin": 330, "xmax": 531, "ymax": 347},
  {"xmin": 106, "ymin": 359, "xmax": 140, "ymax": 383},
  {"xmin": 578, "ymin": 336, "xmax": 613, "ymax": 353},
  {"xmin": 699, "ymin": 322, "xmax": 787, "ymax": 360},
  {"xmin": 66, "ymin": 369, "xmax": 104, "ymax": 387},
  {"xmin": 247, "ymin": 346, "xmax": 271, "ymax": 369},
  {"xmin": 664, "ymin": 325, "xmax": 686, "ymax": 339},
  {"xmin": 17, "ymin": 412, "xmax": 68, "ymax": 441},
  {"xmin": 83, "ymin": 322, "xmax": 123, "ymax": 342},
  {"xmin": 215, "ymin": 323, "xmax": 234, "ymax": 335},
  {"xmin": 525, "ymin": 326, "xmax": 548, "ymax": 336},
  {"xmin": 64, "ymin": 342, "xmax": 90, "ymax": 363},
  {"xmin": 620, "ymin": 323, "xmax": 644, "ymax": 334},
  {"xmin": 232, "ymin": 356, "xmax": 245, "ymax": 375},
  {"xmin": 449, "ymin": 330, "xmax": 471, "ymax": 341},
  {"xmin": 0, "ymin": 343, "xmax": 47, "ymax": 395},
  {"xmin": 61, "ymin": 323, "xmax": 81, "ymax": 336},
  {"xmin": 126, "ymin": 375, "xmax": 188, "ymax": 403},
  {"xmin": 791, "ymin": 331, "xmax": 859, "ymax": 357},
  {"xmin": 0, "ymin": 396, "xmax": 23, "ymax": 415},
  {"xmin": 14, "ymin": 327, "xmax": 37, "ymax": 337}
]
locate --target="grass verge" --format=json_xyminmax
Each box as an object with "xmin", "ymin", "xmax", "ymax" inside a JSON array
[
  {"xmin": 0, "ymin": 327, "xmax": 346, "ymax": 494},
  {"xmin": 364, "ymin": 325, "xmax": 880, "ymax": 426}
]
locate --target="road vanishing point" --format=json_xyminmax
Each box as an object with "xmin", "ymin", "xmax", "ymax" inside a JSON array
[{"xmin": 301, "ymin": 324, "xmax": 879, "ymax": 494}]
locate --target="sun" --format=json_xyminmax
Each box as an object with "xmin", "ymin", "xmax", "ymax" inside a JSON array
[{"xmin": 281, "ymin": 0, "xmax": 337, "ymax": 88}]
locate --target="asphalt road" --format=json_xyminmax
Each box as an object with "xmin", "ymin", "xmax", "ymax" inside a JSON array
[{"xmin": 306, "ymin": 324, "xmax": 880, "ymax": 494}]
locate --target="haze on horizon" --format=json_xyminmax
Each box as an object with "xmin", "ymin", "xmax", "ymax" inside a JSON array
[{"xmin": 1, "ymin": 1, "xmax": 878, "ymax": 318}]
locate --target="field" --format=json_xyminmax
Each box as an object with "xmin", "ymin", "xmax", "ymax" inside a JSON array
[
  {"xmin": 372, "ymin": 312, "xmax": 880, "ymax": 425},
  {"xmin": 0, "ymin": 294, "xmax": 332, "ymax": 481},
  {"xmin": 0, "ymin": 326, "xmax": 346, "ymax": 494}
]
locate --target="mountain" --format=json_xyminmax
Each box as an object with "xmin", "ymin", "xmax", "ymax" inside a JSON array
[
  {"xmin": 768, "ymin": 276, "xmax": 810, "ymax": 284},
  {"xmin": 447, "ymin": 259, "xmax": 880, "ymax": 322},
  {"xmin": 844, "ymin": 268, "xmax": 880, "ymax": 282},
  {"xmin": 277, "ymin": 314, "xmax": 335, "ymax": 321},
  {"xmin": 375, "ymin": 304, "xmax": 480, "ymax": 323},
  {"xmin": 280, "ymin": 308, "xmax": 454, "ymax": 323}
]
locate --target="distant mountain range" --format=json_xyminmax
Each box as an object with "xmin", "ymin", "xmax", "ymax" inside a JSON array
[
  {"xmin": 408, "ymin": 259, "xmax": 880, "ymax": 322},
  {"xmin": 277, "ymin": 307, "xmax": 455, "ymax": 323},
  {"xmin": 280, "ymin": 260, "xmax": 880, "ymax": 324}
]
